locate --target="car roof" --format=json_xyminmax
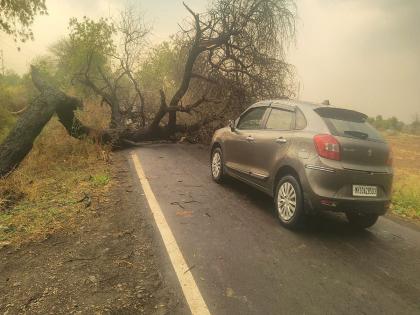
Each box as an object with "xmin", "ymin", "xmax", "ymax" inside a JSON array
[
  {"xmin": 251, "ymin": 99, "xmax": 321, "ymax": 110},
  {"xmin": 277, "ymin": 99, "xmax": 320, "ymax": 109},
  {"xmin": 248, "ymin": 99, "xmax": 369, "ymax": 133}
]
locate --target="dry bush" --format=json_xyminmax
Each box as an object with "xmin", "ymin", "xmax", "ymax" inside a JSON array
[
  {"xmin": 0, "ymin": 100, "xmax": 112, "ymax": 244},
  {"xmin": 0, "ymin": 176, "xmax": 25, "ymax": 212},
  {"xmin": 15, "ymin": 100, "xmax": 111, "ymax": 181}
]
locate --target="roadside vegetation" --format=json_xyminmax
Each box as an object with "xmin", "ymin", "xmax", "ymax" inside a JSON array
[
  {"xmin": 369, "ymin": 115, "xmax": 420, "ymax": 135},
  {"xmin": 369, "ymin": 116, "xmax": 420, "ymax": 221},
  {"xmin": 0, "ymin": 101, "xmax": 111, "ymax": 246},
  {"xmin": 386, "ymin": 134, "xmax": 420, "ymax": 221}
]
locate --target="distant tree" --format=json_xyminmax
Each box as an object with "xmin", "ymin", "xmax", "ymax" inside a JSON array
[
  {"xmin": 139, "ymin": 42, "xmax": 181, "ymax": 97},
  {"xmin": 0, "ymin": 72, "xmax": 25, "ymax": 142},
  {"xmin": 51, "ymin": 17, "xmax": 116, "ymax": 90},
  {"xmin": 409, "ymin": 114, "xmax": 420, "ymax": 135},
  {"xmin": 370, "ymin": 115, "xmax": 404, "ymax": 132},
  {"xmin": 374, "ymin": 115, "xmax": 384, "ymax": 129},
  {"xmin": 388, "ymin": 116, "xmax": 404, "ymax": 131},
  {"xmin": 0, "ymin": 71, "xmax": 31, "ymax": 113},
  {"xmin": 0, "ymin": 0, "xmax": 47, "ymax": 43},
  {"xmin": 51, "ymin": 13, "xmax": 149, "ymax": 128}
]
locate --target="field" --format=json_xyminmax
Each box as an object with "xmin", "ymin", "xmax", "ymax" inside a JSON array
[{"xmin": 386, "ymin": 134, "xmax": 420, "ymax": 220}]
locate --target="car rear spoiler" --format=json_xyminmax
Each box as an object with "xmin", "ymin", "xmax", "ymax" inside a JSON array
[{"xmin": 314, "ymin": 107, "xmax": 368, "ymax": 123}]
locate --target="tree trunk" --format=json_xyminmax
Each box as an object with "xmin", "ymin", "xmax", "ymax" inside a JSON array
[
  {"xmin": 0, "ymin": 67, "xmax": 81, "ymax": 178},
  {"xmin": 0, "ymin": 67, "xmax": 214, "ymax": 178}
]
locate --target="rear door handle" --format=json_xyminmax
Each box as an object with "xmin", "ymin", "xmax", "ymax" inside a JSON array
[
  {"xmin": 276, "ymin": 137, "xmax": 287, "ymax": 144},
  {"xmin": 246, "ymin": 136, "xmax": 255, "ymax": 142}
]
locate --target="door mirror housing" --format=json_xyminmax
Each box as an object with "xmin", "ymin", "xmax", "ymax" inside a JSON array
[{"xmin": 228, "ymin": 120, "xmax": 236, "ymax": 131}]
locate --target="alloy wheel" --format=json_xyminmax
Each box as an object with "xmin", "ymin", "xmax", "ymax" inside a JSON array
[
  {"xmin": 211, "ymin": 151, "xmax": 222, "ymax": 179},
  {"xmin": 277, "ymin": 182, "xmax": 297, "ymax": 222}
]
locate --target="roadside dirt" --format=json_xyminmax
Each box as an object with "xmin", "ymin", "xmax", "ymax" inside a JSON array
[{"xmin": 0, "ymin": 152, "xmax": 178, "ymax": 314}]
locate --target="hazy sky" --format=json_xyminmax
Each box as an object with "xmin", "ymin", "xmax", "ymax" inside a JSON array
[{"xmin": 1, "ymin": 0, "xmax": 419, "ymax": 122}]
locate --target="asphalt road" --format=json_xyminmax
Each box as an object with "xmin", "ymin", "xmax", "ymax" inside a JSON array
[{"xmin": 129, "ymin": 143, "xmax": 420, "ymax": 315}]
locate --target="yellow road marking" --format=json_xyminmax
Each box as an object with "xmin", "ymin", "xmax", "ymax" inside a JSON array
[{"xmin": 131, "ymin": 152, "xmax": 211, "ymax": 315}]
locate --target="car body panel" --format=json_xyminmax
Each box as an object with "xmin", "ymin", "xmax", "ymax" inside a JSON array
[
  {"xmin": 211, "ymin": 99, "xmax": 394, "ymax": 215},
  {"xmin": 223, "ymin": 129, "xmax": 254, "ymax": 175},
  {"xmin": 250, "ymin": 129, "xmax": 293, "ymax": 187},
  {"xmin": 337, "ymin": 136, "xmax": 391, "ymax": 173}
]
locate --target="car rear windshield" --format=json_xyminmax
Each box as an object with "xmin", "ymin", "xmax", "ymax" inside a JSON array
[{"xmin": 314, "ymin": 107, "xmax": 384, "ymax": 142}]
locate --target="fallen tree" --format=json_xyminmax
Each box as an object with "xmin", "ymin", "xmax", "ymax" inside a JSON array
[
  {"xmin": 0, "ymin": 0, "xmax": 296, "ymax": 178},
  {"xmin": 0, "ymin": 67, "xmax": 81, "ymax": 177},
  {"xmin": 54, "ymin": 0, "xmax": 296, "ymax": 138},
  {"xmin": 55, "ymin": 86, "xmax": 223, "ymax": 147},
  {"xmin": 0, "ymin": 65, "xmax": 225, "ymax": 178}
]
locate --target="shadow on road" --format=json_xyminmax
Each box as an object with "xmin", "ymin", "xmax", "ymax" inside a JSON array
[{"xmin": 220, "ymin": 176, "xmax": 374, "ymax": 241}]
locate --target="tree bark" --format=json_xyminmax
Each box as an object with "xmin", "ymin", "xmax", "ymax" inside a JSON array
[{"xmin": 0, "ymin": 67, "xmax": 81, "ymax": 178}]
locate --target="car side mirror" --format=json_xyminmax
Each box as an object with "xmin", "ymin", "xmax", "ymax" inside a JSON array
[{"xmin": 229, "ymin": 120, "xmax": 236, "ymax": 131}]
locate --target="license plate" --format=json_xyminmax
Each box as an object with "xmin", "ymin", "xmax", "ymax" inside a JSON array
[{"xmin": 353, "ymin": 185, "xmax": 378, "ymax": 197}]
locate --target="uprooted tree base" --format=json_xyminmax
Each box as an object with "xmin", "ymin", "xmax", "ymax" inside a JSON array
[{"xmin": 0, "ymin": 67, "xmax": 208, "ymax": 178}]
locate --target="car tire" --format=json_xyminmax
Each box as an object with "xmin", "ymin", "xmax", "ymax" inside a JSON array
[
  {"xmin": 211, "ymin": 147, "xmax": 226, "ymax": 183},
  {"xmin": 346, "ymin": 212, "xmax": 379, "ymax": 229},
  {"xmin": 274, "ymin": 175, "xmax": 305, "ymax": 229}
]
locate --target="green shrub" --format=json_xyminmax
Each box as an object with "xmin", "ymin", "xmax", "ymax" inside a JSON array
[
  {"xmin": 0, "ymin": 106, "xmax": 15, "ymax": 143},
  {"xmin": 90, "ymin": 173, "xmax": 110, "ymax": 187},
  {"xmin": 392, "ymin": 175, "xmax": 420, "ymax": 219}
]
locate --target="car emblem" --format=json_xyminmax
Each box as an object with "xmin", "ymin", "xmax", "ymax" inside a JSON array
[{"xmin": 367, "ymin": 149, "xmax": 373, "ymax": 157}]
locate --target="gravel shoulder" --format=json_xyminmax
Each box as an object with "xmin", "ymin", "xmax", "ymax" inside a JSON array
[{"xmin": 0, "ymin": 151, "xmax": 179, "ymax": 314}]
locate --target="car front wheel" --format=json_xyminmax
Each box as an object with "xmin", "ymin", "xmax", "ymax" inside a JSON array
[
  {"xmin": 346, "ymin": 212, "xmax": 379, "ymax": 229},
  {"xmin": 211, "ymin": 147, "xmax": 226, "ymax": 183},
  {"xmin": 274, "ymin": 175, "xmax": 305, "ymax": 228}
]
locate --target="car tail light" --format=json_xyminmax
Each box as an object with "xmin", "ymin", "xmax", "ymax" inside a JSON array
[{"xmin": 313, "ymin": 134, "xmax": 341, "ymax": 161}]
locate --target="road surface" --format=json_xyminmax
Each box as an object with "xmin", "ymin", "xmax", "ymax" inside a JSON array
[{"xmin": 128, "ymin": 143, "xmax": 420, "ymax": 315}]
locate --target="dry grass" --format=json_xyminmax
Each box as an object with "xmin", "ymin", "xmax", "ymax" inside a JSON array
[
  {"xmin": 386, "ymin": 134, "xmax": 420, "ymax": 221},
  {"xmin": 0, "ymin": 102, "xmax": 112, "ymax": 246}
]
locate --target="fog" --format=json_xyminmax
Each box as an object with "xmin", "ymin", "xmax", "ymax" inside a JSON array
[
  {"xmin": 1, "ymin": 0, "xmax": 418, "ymax": 121},
  {"xmin": 290, "ymin": 0, "xmax": 420, "ymax": 122}
]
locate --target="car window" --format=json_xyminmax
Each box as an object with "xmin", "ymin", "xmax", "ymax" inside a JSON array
[
  {"xmin": 237, "ymin": 107, "xmax": 267, "ymax": 130},
  {"xmin": 315, "ymin": 107, "xmax": 384, "ymax": 141},
  {"xmin": 265, "ymin": 108, "xmax": 294, "ymax": 130}
]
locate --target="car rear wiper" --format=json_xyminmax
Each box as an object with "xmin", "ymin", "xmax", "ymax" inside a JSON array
[{"xmin": 343, "ymin": 130, "xmax": 369, "ymax": 140}]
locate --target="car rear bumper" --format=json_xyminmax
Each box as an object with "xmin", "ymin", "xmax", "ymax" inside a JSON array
[
  {"xmin": 301, "ymin": 164, "xmax": 393, "ymax": 215},
  {"xmin": 304, "ymin": 194, "xmax": 391, "ymax": 215}
]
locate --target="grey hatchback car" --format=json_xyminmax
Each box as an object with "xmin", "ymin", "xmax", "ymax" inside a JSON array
[{"xmin": 210, "ymin": 100, "xmax": 393, "ymax": 229}]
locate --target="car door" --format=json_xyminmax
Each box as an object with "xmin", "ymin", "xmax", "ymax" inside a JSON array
[
  {"xmin": 223, "ymin": 106, "xmax": 268, "ymax": 180},
  {"xmin": 250, "ymin": 105, "xmax": 295, "ymax": 189}
]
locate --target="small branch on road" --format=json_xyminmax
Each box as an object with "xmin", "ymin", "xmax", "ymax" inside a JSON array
[
  {"xmin": 170, "ymin": 201, "xmax": 185, "ymax": 209},
  {"xmin": 184, "ymin": 264, "xmax": 196, "ymax": 274}
]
